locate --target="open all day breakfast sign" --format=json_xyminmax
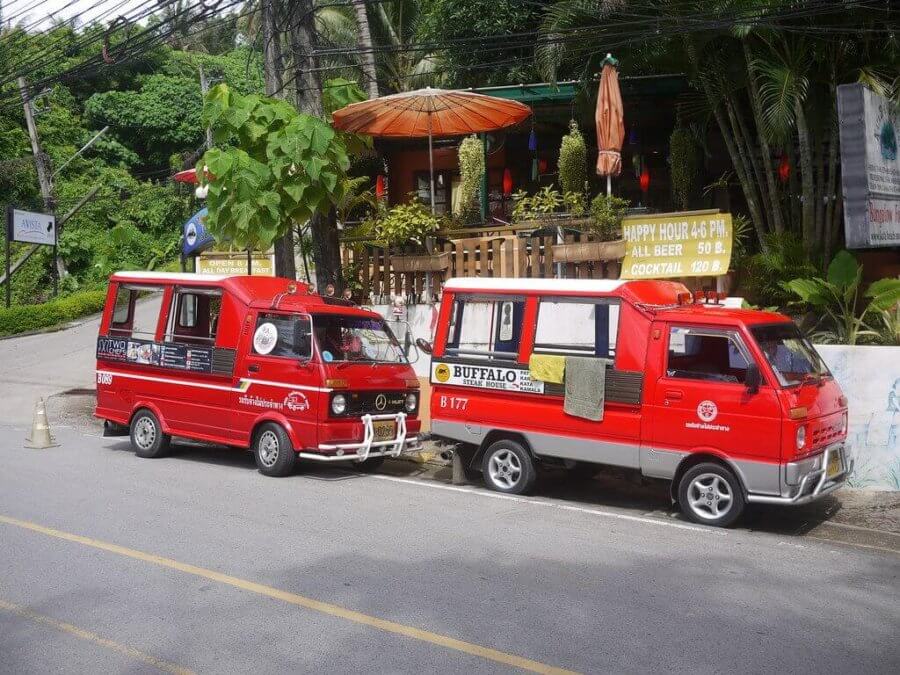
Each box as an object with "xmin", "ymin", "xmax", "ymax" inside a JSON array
[{"xmin": 620, "ymin": 210, "xmax": 733, "ymax": 279}]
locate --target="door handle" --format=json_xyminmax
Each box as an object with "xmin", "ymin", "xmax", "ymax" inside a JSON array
[
  {"xmin": 248, "ymin": 364, "xmax": 260, "ymax": 373},
  {"xmin": 665, "ymin": 389, "xmax": 683, "ymax": 401}
]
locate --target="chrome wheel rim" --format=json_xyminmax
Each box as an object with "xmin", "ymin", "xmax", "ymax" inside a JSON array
[
  {"xmin": 687, "ymin": 472, "xmax": 733, "ymax": 521},
  {"xmin": 488, "ymin": 449, "xmax": 522, "ymax": 489},
  {"xmin": 134, "ymin": 417, "xmax": 156, "ymax": 450},
  {"xmin": 258, "ymin": 430, "xmax": 279, "ymax": 467}
]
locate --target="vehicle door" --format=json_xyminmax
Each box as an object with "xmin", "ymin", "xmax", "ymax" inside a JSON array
[
  {"xmin": 231, "ymin": 311, "xmax": 320, "ymax": 449},
  {"xmin": 647, "ymin": 325, "xmax": 782, "ymax": 492},
  {"xmin": 158, "ymin": 286, "xmax": 231, "ymax": 439}
]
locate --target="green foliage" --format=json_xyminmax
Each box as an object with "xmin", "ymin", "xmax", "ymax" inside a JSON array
[
  {"xmin": 558, "ymin": 120, "xmax": 587, "ymax": 196},
  {"xmin": 199, "ymin": 84, "xmax": 350, "ymax": 251},
  {"xmin": 457, "ymin": 135, "xmax": 485, "ymax": 222},
  {"xmin": 784, "ymin": 250, "xmax": 900, "ymax": 345},
  {"xmin": 669, "ymin": 127, "xmax": 702, "ymax": 210},
  {"xmin": 589, "ymin": 194, "xmax": 630, "ymax": 241},
  {"xmin": 372, "ymin": 201, "xmax": 441, "ymax": 249},
  {"xmin": 0, "ymin": 290, "xmax": 107, "ymax": 337},
  {"xmin": 511, "ymin": 187, "xmax": 563, "ymax": 222},
  {"xmin": 741, "ymin": 232, "xmax": 816, "ymax": 307},
  {"xmin": 321, "ymin": 77, "xmax": 372, "ymax": 156}
]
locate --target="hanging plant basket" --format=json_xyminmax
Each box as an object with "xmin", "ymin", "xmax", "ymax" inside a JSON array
[
  {"xmin": 390, "ymin": 251, "xmax": 450, "ymax": 273},
  {"xmin": 551, "ymin": 238, "xmax": 626, "ymax": 264}
]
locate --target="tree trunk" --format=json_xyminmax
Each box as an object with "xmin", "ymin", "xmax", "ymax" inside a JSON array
[
  {"xmin": 728, "ymin": 95, "xmax": 773, "ymax": 235},
  {"xmin": 352, "ymin": 0, "xmax": 379, "ymax": 99},
  {"xmin": 743, "ymin": 40, "xmax": 785, "ymax": 235},
  {"xmin": 292, "ymin": 0, "xmax": 340, "ymax": 292},
  {"xmin": 794, "ymin": 99, "xmax": 816, "ymax": 256}
]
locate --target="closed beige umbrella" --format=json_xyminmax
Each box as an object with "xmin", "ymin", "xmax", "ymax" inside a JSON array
[{"xmin": 595, "ymin": 54, "xmax": 624, "ymax": 195}]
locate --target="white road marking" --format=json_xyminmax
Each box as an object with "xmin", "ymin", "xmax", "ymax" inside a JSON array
[{"xmin": 370, "ymin": 474, "xmax": 725, "ymax": 535}]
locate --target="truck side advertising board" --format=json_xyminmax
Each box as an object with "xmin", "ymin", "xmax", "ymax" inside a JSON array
[
  {"xmin": 837, "ymin": 83, "xmax": 900, "ymax": 248},
  {"xmin": 97, "ymin": 337, "xmax": 215, "ymax": 374},
  {"xmin": 620, "ymin": 210, "xmax": 733, "ymax": 279}
]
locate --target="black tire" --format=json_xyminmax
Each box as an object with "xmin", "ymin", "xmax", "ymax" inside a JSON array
[
  {"xmin": 354, "ymin": 456, "xmax": 385, "ymax": 472},
  {"xmin": 253, "ymin": 423, "xmax": 296, "ymax": 477},
  {"xmin": 677, "ymin": 462, "xmax": 745, "ymax": 527},
  {"xmin": 481, "ymin": 438, "xmax": 537, "ymax": 495},
  {"xmin": 130, "ymin": 409, "xmax": 171, "ymax": 459}
]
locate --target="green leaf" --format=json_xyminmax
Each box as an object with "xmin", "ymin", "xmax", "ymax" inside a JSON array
[{"xmin": 826, "ymin": 250, "xmax": 860, "ymax": 289}]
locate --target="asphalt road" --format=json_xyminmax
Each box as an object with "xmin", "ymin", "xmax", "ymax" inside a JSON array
[{"xmin": 1, "ymin": 424, "xmax": 899, "ymax": 675}]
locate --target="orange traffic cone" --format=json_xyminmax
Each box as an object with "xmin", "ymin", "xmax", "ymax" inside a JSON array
[{"xmin": 25, "ymin": 398, "xmax": 59, "ymax": 449}]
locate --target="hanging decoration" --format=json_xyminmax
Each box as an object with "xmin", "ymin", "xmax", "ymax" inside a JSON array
[
  {"xmin": 640, "ymin": 168, "xmax": 650, "ymax": 193},
  {"xmin": 528, "ymin": 125, "xmax": 538, "ymax": 181},
  {"xmin": 538, "ymin": 158, "xmax": 548, "ymax": 174},
  {"xmin": 528, "ymin": 129, "xmax": 538, "ymax": 153},
  {"xmin": 778, "ymin": 154, "xmax": 791, "ymax": 183},
  {"xmin": 375, "ymin": 174, "xmax": 386, "ymax": 199},
  {"xmin": 503, "ymin": 168, "xmax": 514, "ymax": 196}
]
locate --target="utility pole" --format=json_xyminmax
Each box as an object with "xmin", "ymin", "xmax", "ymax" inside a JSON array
[
  {"xmin": 18, "ymin": 76, "xmax": 62, "ymax": 293},
  {"xmin": 261, "ymin": 0, "xmax": 296, "ymax": 280},
  {"xmin": 291, "ymin": 0, "xmax": 342, "ymax": 294},
  {"xmin": 198, "ymin": 65, "xmax": 213, "ymax": 149}
]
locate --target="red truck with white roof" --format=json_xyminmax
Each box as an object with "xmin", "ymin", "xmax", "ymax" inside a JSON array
[
  {"xmin": 95, "ymin": 272, "xmax": 421, "ymax": 476},
  {"xmin": 426, "ymin": 277, "xmax": 851, "ymax": 527}
]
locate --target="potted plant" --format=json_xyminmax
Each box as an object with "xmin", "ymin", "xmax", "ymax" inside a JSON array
[
  {"xmin": 551, "ymin": 193, "xmax": 628, "ymax": 263},
  {"xmin": 373, "ymin": 201, "xmax": 450, "ymax": 272}
]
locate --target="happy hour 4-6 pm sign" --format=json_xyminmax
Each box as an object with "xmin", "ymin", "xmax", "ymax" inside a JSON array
[
  {"xmin": 620, "ymin": 210, "xmax": 732, "ymax": 279},
  {"xmin": 6, "ymin": 208, "xmax": 56, "ymax": 246}
]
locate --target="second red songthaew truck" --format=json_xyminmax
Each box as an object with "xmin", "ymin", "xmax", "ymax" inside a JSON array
[{"xmin": 426, "ymin": 278, "xmax": 851, "ymax": 527}]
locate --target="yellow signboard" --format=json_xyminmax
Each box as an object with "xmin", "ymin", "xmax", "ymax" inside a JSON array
[
  {"xmin": 620, "ymin": 210, "xmax": 732, "ymax": 279},
  {"xmin": 196, "ymin": 252, "xmax": 276, "ymax": 276}
]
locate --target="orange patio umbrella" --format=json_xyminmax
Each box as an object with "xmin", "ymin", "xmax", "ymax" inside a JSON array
[
  {"xmin": 332, "ymin": 87, "xmax": 531, "ymax": 213},
  {"xmin": 595, "ymin": 54, "xmax": 625, "ymax": 195}
]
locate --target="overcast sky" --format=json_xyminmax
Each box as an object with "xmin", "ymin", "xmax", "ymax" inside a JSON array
[{"xmin": 3, "ymin": 0, "xmax": 151, "ymax": 30}]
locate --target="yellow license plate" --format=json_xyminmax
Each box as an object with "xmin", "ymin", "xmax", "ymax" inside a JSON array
[
  {"xmin": 372, "ymin": 420, "xmax": 396, "ymax": 442},
  {"xmin": 826, "ymin": 450, "xmax": 843, "ymax": 479}
]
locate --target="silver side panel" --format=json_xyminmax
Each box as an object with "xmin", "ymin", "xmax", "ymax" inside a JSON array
[
  {"xmin": 640, "ymin": 447, "xmax": 686, "ymax": 479},
  {"xmin": 730, "ymin": 458, "xmax": 782, "ymax": 496},
  {"xmin": 525, "ymin": 431, "xmax": 640, "ymax": 468}
]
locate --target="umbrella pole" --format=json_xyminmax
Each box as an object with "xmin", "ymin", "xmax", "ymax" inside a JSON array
[
  {"xmin": 425, "ymin": 115, "xmax": 435, "ymax": 303},
  {"xmin": 607, "ymin": 175, "xmax": 611, "ymax": 197}
]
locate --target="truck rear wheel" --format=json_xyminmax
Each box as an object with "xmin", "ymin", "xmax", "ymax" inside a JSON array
[
  {"xmin": 482, "ymin": 439, "xmax": 536, "ymax": 495},
  {"xmin": 130, "ymin": 409, "xmax": 170, "ymax": 459},
  {"xmin": 677, "ymin": 462, "xmax": 745, "ymax": 527},
  {"xmin": 253, "ymin": 423, "xmax": 296, "ymax": 477}
]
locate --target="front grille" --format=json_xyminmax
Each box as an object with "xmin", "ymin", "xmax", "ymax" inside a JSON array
[
  {"xmin": 339, "ymin": 391, "xmax": 412, "ymax": 416},
  {"xmin": 812, "ymin": 422, "xmax": 842, "ymax": 448}
]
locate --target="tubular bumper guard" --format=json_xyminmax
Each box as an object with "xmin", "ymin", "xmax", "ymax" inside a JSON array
[
  {"xmin": 746, "ymin": 443, "xmax": 854, "ymax": 506},
  {"xmin": 300, "ymin": 413, "xmax": 413, "ymax": 463}
]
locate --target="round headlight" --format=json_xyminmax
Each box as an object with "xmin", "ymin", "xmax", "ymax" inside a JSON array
[
  {"xmin": 796, "ymin": 425, "xmax": 806, "ymax": 450},
  {"xmin": 405, "ymin": 392, "xmax": 418, "ymax": 412},
  {"xmin": 331, "ymin": 394, "xmax": 347, "ymax": 415}
]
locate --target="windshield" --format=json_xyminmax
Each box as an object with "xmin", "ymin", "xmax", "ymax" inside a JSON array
[
  {"xmin": 751, "ymin": 323, "xmax": 829, "ymax": 386},
  {"xmin": 313, "ymin": 314, "xmax": 408, "ymax": 364}
]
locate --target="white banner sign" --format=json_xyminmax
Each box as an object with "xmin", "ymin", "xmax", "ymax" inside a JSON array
[
  {"xmin": 431, "ymin": 361, "xmax": 545, "ymax": 394},
  {"xmin": 7, "ymin": 208, "xmax": 56, "ymax": 246}
]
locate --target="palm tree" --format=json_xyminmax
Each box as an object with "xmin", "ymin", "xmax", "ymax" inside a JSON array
[{"xmin": 352, "ymin": 0, "xmax": 379, "ymax": 98}]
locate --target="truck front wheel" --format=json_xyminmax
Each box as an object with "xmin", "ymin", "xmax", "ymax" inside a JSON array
[
  {"xmin": 253, "ymin": 423, "xmax": 296, "ymax": 477},
  {"xmin": 481, "ymin": 439, "xmax": 536, "ymax": 495},
  {"xmin": 677, "ymin": 462, "xmax": 745, "ymax": 527}
]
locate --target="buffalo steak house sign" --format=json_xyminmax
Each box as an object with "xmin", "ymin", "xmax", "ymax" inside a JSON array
[
  {"xmin": 620, "ymin": 211, "xmax": 733, "ymax": 279},
  {"xmin": 431, "ymin": 361, "xmax": 544, "ymax": 394}
]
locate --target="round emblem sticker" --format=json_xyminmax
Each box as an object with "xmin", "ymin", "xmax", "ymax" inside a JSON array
[
  {"xmin": 697, "ymin": 400, "xmax": 718, "ymax": 423},
  {"xmin": 253, "ymin": 322, "xmax": 278, "ymax": 355},
  {"xmin": 434, "ymin": 363, "xmax": 451, "ymax": 383}
]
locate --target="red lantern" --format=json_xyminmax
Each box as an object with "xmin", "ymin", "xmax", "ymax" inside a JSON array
[
  {"xmin": 639, "ymin": 168, "xmax": 650, "ymax": 193},
  {"xmin": 502, "ymin": 168, "xmax": 513, "ymax": 196},
  {"xmin": 538, "ymin": 158, "xmax": 548, "ymax": 174},
  {"xmin": 375, "ymin": 174, "xmax": 386, "ymax": 199},
  {"xmin": 778, "ymin": 155, "xmax": 790, "ymax": 183}
]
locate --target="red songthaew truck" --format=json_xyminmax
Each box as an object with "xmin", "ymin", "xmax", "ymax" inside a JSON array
[
  {"xmin": 95, "ymin": 272, "xmax": 421, "ymax": 476},
  {"xmin": 427, "ymin": 278, "xmax": 851, "ymax": 527}
]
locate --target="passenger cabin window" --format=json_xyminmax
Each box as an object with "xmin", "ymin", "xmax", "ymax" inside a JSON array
[
  {"xmin": 252, "ymin": 313, "xmax": 312, "ymax": 359},
  {"xmin": 666, "ymin": 328, "xmax": 750, "ymax": 384},
  {"xmin": 445, "ymin": 295, "xmax": 524, "ymax": 360},
  {"xmin": 164, "ymin": 288, "xmax": 222, "ymax": 345},
  {"xmin": 108, "ymin": 285, "xmax": 163, "ymax": 339},
  {"xmin": 533, "ymin": 298, "xmax": 619, "ymax": 358}
]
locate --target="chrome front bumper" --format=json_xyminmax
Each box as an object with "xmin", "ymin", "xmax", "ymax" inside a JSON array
[
  {"xmin": 299, "ymin": 413, "xmax": 415, "ymax": 463},
  {"xmin": 746, "ymin": 443, "xmax": 853, "ymax": 505}
]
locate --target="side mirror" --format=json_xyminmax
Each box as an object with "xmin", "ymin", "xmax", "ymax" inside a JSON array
[
  {"xmin": 416, "ymin": 338, "xmax": 433, "ymax": 354},
  {"xmin": 746, "ymin": 363, "xmax": 761, "ymax": 394}
]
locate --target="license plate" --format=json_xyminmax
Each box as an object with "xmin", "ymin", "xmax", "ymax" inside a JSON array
[
  {"xmin": 826, "ymin": 450, "xmax": 843, "ymax": 479},
  {"xmin": 372, "ymin": 420, "xmax": 396, "ymax": 442}
]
